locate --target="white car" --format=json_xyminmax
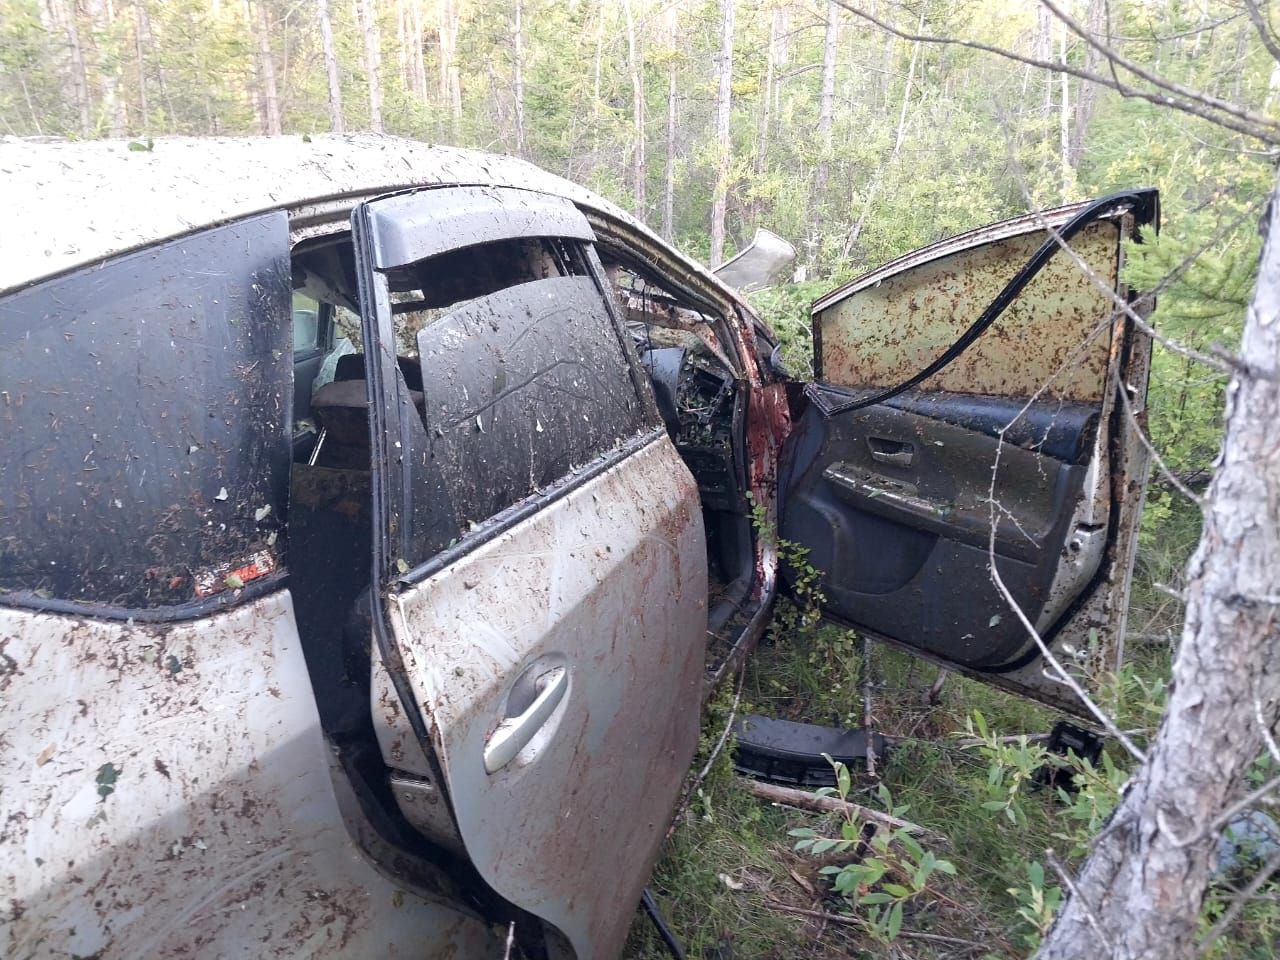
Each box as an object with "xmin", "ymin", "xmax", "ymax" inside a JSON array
[{"xmin": 0, "ymin": 134, "xmax": 1157, "ymax": 959}]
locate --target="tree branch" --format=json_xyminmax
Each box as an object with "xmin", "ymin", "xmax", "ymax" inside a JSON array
[{"xmin": 829, "ymin": 0, "xmax": 1279, "ymax": 143}]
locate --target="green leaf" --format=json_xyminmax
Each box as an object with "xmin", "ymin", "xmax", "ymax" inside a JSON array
[
  {"xmin": 881, "ymin": 882, "xmax": 911, "ymax": 898},
  {"xmin": 859, "ymin": 892, "xmax": 894, "ymax": 905},
  {"xmin": 837, "ymin": 762, "xmax": 852, "ymax": 799},
  {"xmin": 981, "ymin": 800, "xmax": 1007, "ymax": 811},
  {"xmin": 887, "ymin": 901, "xmax": 904, "ymax": 940},
  {"xmin": 787, "ymin": 827, "xmax": 818, "ymax": 838},
  {"xmin": 811, "ymin": 838, "xmax": 840, "ymax": 854}
]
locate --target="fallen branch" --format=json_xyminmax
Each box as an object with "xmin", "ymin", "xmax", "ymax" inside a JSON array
[
  {"xmin": 762, "ymin": 901, "xmax": 988, "ymax": 951},
  {"xmin": 740, "ymin": 777, "xmax": 949, "ymax": 846}
]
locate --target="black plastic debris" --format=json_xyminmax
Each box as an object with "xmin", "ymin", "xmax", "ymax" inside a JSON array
[{"xmin": 733, "ymin": 714, "xmax": 889, "ymax": 788}]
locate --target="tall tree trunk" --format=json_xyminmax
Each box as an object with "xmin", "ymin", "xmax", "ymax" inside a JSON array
[
  {"xmin": 709, "ymin": 0, "xmax": 735, "ymax": 267},
  {"xmin": 86, "ymin": 0, "xmax": 127, "ymax": 137},
  {"xmin": 396, "ymin": 0, "xmax": 408, "ymax": 88},
  {"xmin": 810, "ymin": 0, "xmax": 838, "ymax": 226},
  {"xmin": 1069, "ymin": 0, "xmax": 1105, "ymax": 168},
  {"xmin": 622, "ymin": 0, "xmax": 645, "ymax": 217},
  {"xmin": 133, "ymin": 0, "xmax": 148, "ymax": 133},
  {"xmin": 253, "ymin": 0, "xmax": 282, "ymax": 134},
  {"xmin": 1035, "ymin": 3, "xmax": 1053, "ymax": 118},
  {"xmin": 591, "ymin": 2, "xmax": 605, "ymax": 152},
  {"xmin": 438, "ymin": 0, "xmax": 461, "ymax": 132},
  {"xmin": 53, "ymin": 0, "xmax": 93, "ymax": 137},
  {"xmin": 512, "ymin": 0, "xmax": 526, "ymax": 156},
  {"xmin": 1058, "ymin": 20, "xmax": 1069, "ymax": 197},
  {"xmin": 755, "ymin": 5, "xmax": 785, "ymax": 177},
  {"xmin": 661, "ymin": 4, "xmax": 678, "ymax": 241},
  {"xmin": 410, "ymin": 0, "xmax": 427, "ymax": 99},
  {"xmin": 1036, "ymin": 175, "xmax": 1280, "ymax": 960},
  {"xmin": 318, "ymin": 0, "xmax": 345, "ymax": 132},
  {"xmin": 892, "ymin": 4, "xmax": 925, "ymax": 156},
  {"xmin": 359, "ymin": 0, "xmax": 383, "ymax": 132}
]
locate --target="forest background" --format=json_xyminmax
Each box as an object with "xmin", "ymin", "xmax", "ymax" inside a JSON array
[{"xmin": 2, "ymin": 0, "xmax": 1276, "ymax": 954}]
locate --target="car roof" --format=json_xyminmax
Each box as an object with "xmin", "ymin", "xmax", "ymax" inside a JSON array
[{"xmin": 0, "ymin": 133, "xmax": 688, "ymax": 295}]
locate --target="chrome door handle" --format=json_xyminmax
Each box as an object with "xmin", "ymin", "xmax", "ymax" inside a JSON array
[
  {"xmin": 484, "ymin": 666, "xmax": 568, "ymax": 773},
  {"xmin": 868, "ymin": 436, "xmax": 914, "ymax": 467}
]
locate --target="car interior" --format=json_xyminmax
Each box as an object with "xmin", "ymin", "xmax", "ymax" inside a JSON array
[{"xmin": 282, "ymin": 226, "xmax": 763, "ymax": 869}]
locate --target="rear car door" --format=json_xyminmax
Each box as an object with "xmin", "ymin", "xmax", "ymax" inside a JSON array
[
  {"xmin": 780, "ymin": 191, "xmax": 1158, "ymax": 709},
  {"xmin": 351, "ymin": 186, "xmax": 708, "ymax": 958}
]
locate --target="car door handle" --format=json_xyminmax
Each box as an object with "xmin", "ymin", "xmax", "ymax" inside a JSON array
[
  {"xmin": 868, "ymin": 436, "xmax": 914, "ymax": 467},
  {"xmin": 484, "ymin": 666, "xmax": 568, "ymax": 773}
]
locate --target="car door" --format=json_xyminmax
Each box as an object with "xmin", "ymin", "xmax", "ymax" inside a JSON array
[
  {"xmin": 350, "ymin": 186, "xmax": 708, "ymax": 958},
  {"xmin": 779, "ymin": 190, "xmax": 1158, "ymax": 710}
]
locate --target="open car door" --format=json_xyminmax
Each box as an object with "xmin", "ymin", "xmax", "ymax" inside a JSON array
[
  {"xmin": 779, "ymin": 190, "xmax": 1158, "ymax": 711},
  {"xmin": 350, "ymin": 187, "xmax": 707, "ymax": 958}
]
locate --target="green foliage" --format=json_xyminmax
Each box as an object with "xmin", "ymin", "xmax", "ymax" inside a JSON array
[{"xmin": 790, "ymin": 765, "xmax": 956, "ymax": 945}]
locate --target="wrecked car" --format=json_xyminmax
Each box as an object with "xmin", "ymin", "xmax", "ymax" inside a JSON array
[{"xmin": 0, "ymin": 135, "xmax": 1157, "ymax": 959}]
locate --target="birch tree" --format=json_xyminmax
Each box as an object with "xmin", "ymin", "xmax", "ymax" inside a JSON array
[
  {"xmin": 318, "ymin": 0, "xmax": 344, "ymax": 132},
  {"xmin": 709, "ymin": 0, "xmax": 735, "ymax": 267},
  {"xmin": 622, "ymin": 0, "xmax": 645, "ymax": 217},
  {"xmin": 252, "ymin": 0, "xmax": 281, "ymax": 135},
  {"xmin": 359, "ymin": 0, "xmax": 383, "ymax": 133},
  {"xmin": 512, "ymin": 0, "xmax": 526, "ymax": 156},
  {"xmin": 1035, "ymin": 170, "xmax": 1280, "ymax": 960}
]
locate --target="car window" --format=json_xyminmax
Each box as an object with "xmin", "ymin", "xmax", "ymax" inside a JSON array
[
  {"xmin": 292, "ymin": 291, "xmax": 323, "ymax": 356},
  {"xmin": 388, "ymin": 236, "xmax": 656, "ymax": 556},
  {"xmin": 0, "ymin": 213, "xmax": 291, "ymax": 612}
]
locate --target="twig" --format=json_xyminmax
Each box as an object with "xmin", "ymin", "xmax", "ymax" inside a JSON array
[
  {"xmin": 502, "ymin": 921, "xmax": 515, "ymax": 960},
  {"xmin": 861, "ymin": 634, "xmax": 878, "ymax": 779},
  {"xmin": 829, "ymin": 0, "xmax": 1279, "ymax": 143},
  {"xmin": 1040, "ymin": 0, "xmax": 1280, "ymax": 136},
  {"xmin": 1197, "ymin": 847, "xmax": 1280, "ymax": 953},
  {"xmin": 741, "ymin": 777, "xmax": 950, "ymax": 846},
  {"xmin": 1243, "ymin": 0, "xmax": 1280, "ymax": 65},
  {"xmin": 761, "ymin": 901, "xmax": 989, "ymax": 951}
]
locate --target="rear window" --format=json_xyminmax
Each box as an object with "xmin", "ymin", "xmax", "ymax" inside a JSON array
[{"xmin": 0, "ymin": 213, "xmax": 291, "ymax": 612}]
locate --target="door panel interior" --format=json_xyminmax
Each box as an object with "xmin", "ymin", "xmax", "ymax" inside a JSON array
[
  {"xmin": 781, "ymin": 388, "xmax": 1093, "ymax": 669},
  {"xmin": 784, "ymin": 191, "xmax": 1157, "ymax": 677}
]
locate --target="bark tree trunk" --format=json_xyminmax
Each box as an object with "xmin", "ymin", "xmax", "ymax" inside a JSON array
[
  {"xmin": 709, "ymin": 0, "xmax": 735, "ymax": 268},
  {"xmin": 661, "ymin": 4, "xmax": 678, "ymax": 241},
  {"xmin": 86, "ymin": 0, "xmax": 127, "ymax": 137},
  {"xmin": 622, "ymin": 0, "xmax": 645, "ymax": 217},
  {"xmin": 253, "ymin": 0, "xmax": 282, "ymax": 135},
  {"xmin": 755, "ymin": 5, "xmax": 786, "ymax": 177},
  {"xmin": 438, "ymin": 0, "xmax": 461, "ymax": 132},
  {"xmin": 1035, "ymin": 174, "xmax": 1280, "ymax": 960},
  {"xmin": 410, "ymin": 0, "xmax": 427, "ymax": 99},
  {"xmin": 318, "ymin": 0, "xmax": 345, "ymax": 132},
  {"xmin": 1058, "ymin": 20, "xmax": 1070, "ymax": 198},
  {"xmin": 810, "ymin": 1, "xmax": 838, "ymax": 226},
  {"xmin": 359, "ymin": 0, "xmax": 383, "ymax": 132},
  {"xmin": 53, "ymin": 0, "xmax": 92, "ymax": 137},
  {"xmin": 512, "ymin": 0, "xmax": 526, "ymax": 157},
  {"xmin": 1069, "ymin": 0, "xmax": 1105, "ymax": 168}
]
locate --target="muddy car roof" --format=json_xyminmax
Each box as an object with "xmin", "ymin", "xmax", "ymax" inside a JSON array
[{"xmin": 0, "ymin": 133, "xmax": 687, "ymax": 295}]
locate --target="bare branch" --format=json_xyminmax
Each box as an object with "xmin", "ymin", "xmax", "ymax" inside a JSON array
[
  {"xmin": 1117, "ymin": 369, "xmax": 1205, "ymax": 507},
  {"xmin": 829, "ymin": 0, "xmax": 1279, "ymax": 143},
  {"xmin": 1197, "ymin": 847, "xmax": 1280, "ymax": 952},
  {"xmin": 1242, "ymin": 0, "xmax": 1280, "ymax": 64},
  {"xmin": 1040, "ymin": 0, "xmax": 1280, "ymax": 136}
]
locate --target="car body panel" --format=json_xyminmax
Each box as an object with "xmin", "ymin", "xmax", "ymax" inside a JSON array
[
  {"xmin": 385, "ymin": 434, "xmax": 707, "ymax": 959},
  {"xmin": 0, "ymin": 592, "xmax": 500, "ymax": 958}
]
